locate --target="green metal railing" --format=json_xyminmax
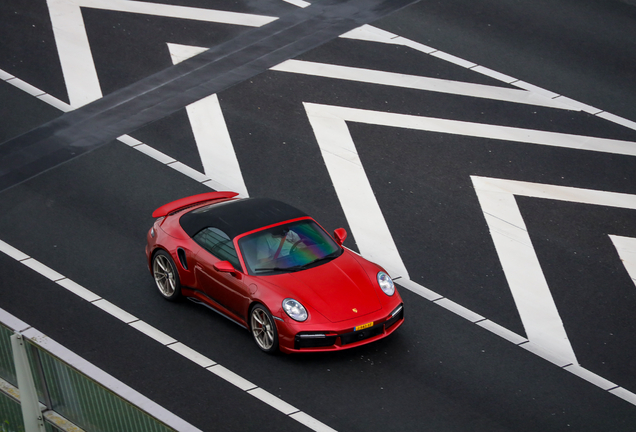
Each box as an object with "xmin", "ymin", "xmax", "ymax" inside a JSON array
[{"xmin": 0, "ymin": 322, "xmax": 176, "ymax": 432}]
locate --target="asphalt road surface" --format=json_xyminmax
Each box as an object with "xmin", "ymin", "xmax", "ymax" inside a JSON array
[{"xmin": 1, "ymin": 1, "xmax": 636, "ymax": 431}]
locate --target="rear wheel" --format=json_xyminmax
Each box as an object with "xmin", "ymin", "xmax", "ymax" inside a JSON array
[
  {"xmin": 250, "ymin": 305, "xmax": 278, "ymax": 353},
  {"xmin": 152, "ymin": 250, "xmax": 181, "ymax": 301}
]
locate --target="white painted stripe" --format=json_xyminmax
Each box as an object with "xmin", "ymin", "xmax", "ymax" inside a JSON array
[
  {"xmin": 434, "ymin": 298, "xmax": 486, "ymax": 323},
  {"xmin": 472, "ymin": 176, "xmax": 636, "ymax": 366},
  {"xmin": 15, "ymin": 323, "xmax": 204, "ymax": 432},
  {"xmin": 511, "ymin": 81, "xmax": 560, "ymax": 99},
  {"xmin": 56, "ymin": 278, "xmax": 101, "ymax": 302},
  {"xmin": 519, "ymin": 342, "xmax": 572, "ymax": 368},
  {"xmin": 92, "ymin": 299, "xmax": 138, "ymax": 324},
  {"xmin": 472, "ymin": 176, "xmax": 578, "ymax": 364},
  {"xmin": 168, "ymin": 43, "xmax": 249, "ymax": 197},
  {"xmin": 552, "ymin": 96, "xmax": 603, "ymax": 115},
  {"xmin": 341, "ymin": 25, "xmax": 636, "ymax": 131},
  {"xmin": 182, "ymin": 95, "xmax": 250, "ymax": 196},
  {"xmin": 563, "ymin": 364, "xmax": 618, "ymax": 390},
  {"xmin": 46, "ymin": 0, "xmax": 277, "ymax": 107},
  {"xmin": 430, "ymin": 50, "xmax": 477, "ymax": 68},
  {"xmin": 289, "ymin": 411, "xmax": 338, "ymax": 432},
  {"xmin": 0, "ymin": 69, "xmax": 15, "ymax": 80},
  {"xmin": 129, "ymin": 321, "xmax": 178, "ymax": 345},
  {"xmin": 167, "ymin": 161, "xmax": 211, "ymax": 183},
  {"xmin": 21, "ymin": 258, "xmax": 65, "ymax": 281},
  {"xmin": 395, "ymin": 279, "xmax": 443, "ymax": 301},
  {"xmin": 398, "ymin": 38, "xmax": 437, "ymax": 54},
  {"xmin": 476, "ymin": 320, "xmax": 528, "ymax": 345},
  {"xmin": 168, "ymin": 343, "xmax": 216, "ymax": 368},
  {"xmin": 46, "ymin": 0, "xmax": 102, "ymax": 107},
  {"xmin": 609, "ymin": 235, "xmax": 636, "ymax": 287},
  {"xmin": 597, "ymin": 111, "xmax": 636, "ymax": 131},
  {"xmin": 470, "ymin": 66, "xmax": 517, "ymax": 84},
  {"xmin": 272, "ymin": 60, "xmax": 570, "ymax": 110},
  {"xmin": 303, "ymin": 102, "xmax": 409, "ymax": 278},
  {"xmin": 472, "ymin": 176, "xmax": 636, "ymax": 209},
  {"xmin": 207, "ymin": 365, "xmax": 256, "ymax": 391},
  {"xmin": 282, "ymin": 0, "xmax": 311, "ymax": 8},
  {"xmin": 6, "ymin": 77, "xmax": 45, "ymax": 96},
  {"xmin": 0, "ymin": 239, "xmax": 29, "ymax": 261},
  {"xmin": 167, "ymin": 43, "xmax": 208, "ymax": 66},
  {"xmin": 133, "ymin": 144, "xmax": 177, "ymax": 164},
  {"xmin": 303, "ymin": 103, "xmax": 636, "ymax": 157},
  {"xmin": 117, "ymin": 135, "xmax": 142, "ymax": 147},
  {"xmin": 36, "ymin": 93, "xmax": 73, "ymax": 112},
  {"xmin": 610, "ymin": 387, "xmax": 636, "ymax": 405},
  {"xmin": 247, "ymin": 388, "xmax": 299, "ymax": 415},
  {"xmin": 83, "ymin": 0, "xmax": 276, "ymax": 27},
  {"xmin": 339, "ymin": 24, "xmax": 400, "ymax": 44}
]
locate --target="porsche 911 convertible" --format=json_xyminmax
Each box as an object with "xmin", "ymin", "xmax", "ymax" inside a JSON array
[{"xmin": 145, "ymin": 192, "xmax": 404, "ymax": 353}]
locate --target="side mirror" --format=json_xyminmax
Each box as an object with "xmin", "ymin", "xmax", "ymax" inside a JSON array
[
  {"xmin": 334, "ymin": 228, "xmax": 347, "ymax": 246},
  {"xmin": 214, "ymin": 260, "xmax": 236, "ymax": 274}
]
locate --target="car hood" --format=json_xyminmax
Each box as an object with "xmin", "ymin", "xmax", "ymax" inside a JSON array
[{"xmin": 267, "ymin": 252, "xmax": 382, "ymax": 323}]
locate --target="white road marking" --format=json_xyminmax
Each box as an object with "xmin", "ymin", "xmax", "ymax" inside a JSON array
[
  {"xmin": 282, "ymin": 0, "xmax": 311, "ymax": 8},
  {"xmin": 0, "ymin": 308, "xmax": 204, "ymax": 432},
  {"xmin": 304, "ymin": 102, "xmax": 409, "ymax": 278},
  {"xmin": 301, "ymin": 103, "xmax": 636, "ymax": 157},
  {"xmin": 433, "ymin": 298, "xmax": 486, "ymax": 323},
  {"xmin": 129, "ymin": 320, "xmax": 178, "ymax": 345},
  {"xmin": 247, "ymin": 388, "xmax": 299, "ymax": 415},
  {"xmin": 0, "ymin": 242, "xmax": 339, "ymax": 432},
  {"xmin": 609, "ymin": 235, "xmax": 636, "ymax": 288},
  {"xmin": 472, "ymin": 176, "xmax": 636, "ymax": 364},
  {"xmin": 4, "ymin": 17, "xmax": 636, "ymax": 405},
  {"xmin": 45, "ymin": 0, "xmax": 277, "ymax": 107},
  {"xmin": 341, "ymin": 24, "xmax": 636, "ymax": 129},
  {"xmin": 0, "ymin": 67, "xmax": 243, "ymax": 193},
  {"xmin": 271, "ymin": 60, "xmax": 572, "ymax": 110},
  {"xmin": 168, "ymin": 342, "xmax": 216, "ymax": 368},
  {"xmin": 303, "ymin": 101, "xmax": 636, "ymax": 370},
  {"xmin": 168, "ymin": 43, "xmax": 249, "ymax": 197}
]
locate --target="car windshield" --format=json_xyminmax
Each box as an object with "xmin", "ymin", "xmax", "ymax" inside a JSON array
[{"xmin": 238, "ymin": 219, "xmax": 342, "ymax": 275}]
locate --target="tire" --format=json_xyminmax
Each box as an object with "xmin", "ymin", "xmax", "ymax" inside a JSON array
[
  {"xmin": 249, "ymin": 304, "xmax": 279, "ymax": 353},
  {"xmin": 152, "ymin": 250, "xmax": 182, "ymax": 301}
]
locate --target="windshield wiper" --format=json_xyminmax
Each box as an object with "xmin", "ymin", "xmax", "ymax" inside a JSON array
[
  {"xmin": 254, "ymin": 266, "xmax": 303, "ymax": 273},
  {"xmin": 298, "ymin": 250, "xmax": 341, "ymax": 269},
  {"xmin": 254, "ymin": 251, "xmax": 341, "ymax": 274}
]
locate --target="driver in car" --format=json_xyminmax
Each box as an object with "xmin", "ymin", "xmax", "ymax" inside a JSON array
[{"xmin": 256, "ymin": 228, "xmax": 301, "ymax": 263}]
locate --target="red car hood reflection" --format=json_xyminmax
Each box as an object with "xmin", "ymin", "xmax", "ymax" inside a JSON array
[{"xmin": 267, "ymin": 252, "xmax": 382, "ymax": 323}]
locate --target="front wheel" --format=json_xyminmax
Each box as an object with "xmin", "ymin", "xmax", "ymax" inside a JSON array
[
  {"xmin": 152, "ymin": 250, "xmax": 181, "ymax": 301},
  {"xmin": 250, "ymin": 305, "xmax": 279, "ymax": 353}
]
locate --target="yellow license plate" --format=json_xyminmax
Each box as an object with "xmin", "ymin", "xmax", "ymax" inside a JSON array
[{"xmin": 354, "ymin": 322, "xmax": 374, "ymax": 331}]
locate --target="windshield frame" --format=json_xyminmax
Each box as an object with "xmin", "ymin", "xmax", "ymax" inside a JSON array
[{"xmin": 235, "ymin": 217, "xmax": 343, "ymax": 276}]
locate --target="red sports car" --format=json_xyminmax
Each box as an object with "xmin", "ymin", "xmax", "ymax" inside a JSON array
[{"xmin": 145, "ymin": 192, "xmax": 404, "ymax": 353}]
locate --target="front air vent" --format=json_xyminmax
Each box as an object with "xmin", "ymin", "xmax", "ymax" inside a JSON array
[{"xmin": 177, "ymin": 248, "xmax": 188, "ymax": 270}]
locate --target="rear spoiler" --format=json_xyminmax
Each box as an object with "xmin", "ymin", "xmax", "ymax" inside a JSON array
[{"xmin": 152, "ymin": 192, "xmax": 239, "ymax": 218}]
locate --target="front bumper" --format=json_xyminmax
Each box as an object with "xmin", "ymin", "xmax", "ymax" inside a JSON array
[{"xmin": 278, "ymin": 303, "xmax": 404, "ymax": 353}]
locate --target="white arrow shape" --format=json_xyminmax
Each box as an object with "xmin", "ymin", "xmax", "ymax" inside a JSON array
[
  {"xmin": 472, "ymin": 176, "xmax": 636, "ymax": 364},
  {"xmin": 167, "ymin": 43, "xmax": 249, "ymax": 197},
  {"xmin": 46, "ymin": 0, "xmax": 277, "ymax": 107}
]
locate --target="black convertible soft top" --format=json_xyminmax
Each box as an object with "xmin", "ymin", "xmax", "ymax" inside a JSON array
[{"xmin": 179, "ymin": 197, "xmax": 309, "ymax": 239}]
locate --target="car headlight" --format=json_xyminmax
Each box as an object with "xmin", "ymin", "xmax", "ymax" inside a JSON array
[
  {"xmin": 282, "ymin": 298, "xmax": 308, "ymax": 322},
  {"xmin": 377, "ymin": 271, "xmax": 395, "ymax": 296}
]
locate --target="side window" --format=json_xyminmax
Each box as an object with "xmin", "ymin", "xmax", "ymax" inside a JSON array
[{"xmin": 193, "ymin": 227, "xmax": 242, "ymax": 270}]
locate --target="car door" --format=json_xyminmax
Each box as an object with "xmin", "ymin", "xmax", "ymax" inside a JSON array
[{"xmin": 192, "ymin": 227, "xmax": 251, "ymax": 318}]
